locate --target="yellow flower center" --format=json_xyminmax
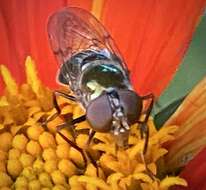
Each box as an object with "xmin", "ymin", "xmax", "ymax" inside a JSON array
[{"xmin": 0, "ymin": 56, "xmax": 187, "ymax": 189}]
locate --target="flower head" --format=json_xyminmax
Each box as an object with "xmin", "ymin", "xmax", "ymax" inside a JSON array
[
  {"xmin": 0, "ymin": 57, "xmax": 187, "ymax": 189},
  {"xmin": 0, "ymin": 1, "xmax": 206, "ymax": 189}
]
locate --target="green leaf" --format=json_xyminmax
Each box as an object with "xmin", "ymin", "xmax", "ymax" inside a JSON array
[
  {"xmin": 154, "ymin": 96, "xmax": 186, "ymax": 129},
  {"xmin": 152, "ymin": 14, "xmax": 206, "ymax": 124}
]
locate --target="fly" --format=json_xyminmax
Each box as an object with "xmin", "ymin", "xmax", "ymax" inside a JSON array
[{"xmin": 46, "ymin": 7, "xmax": 154, "ymax": 170}]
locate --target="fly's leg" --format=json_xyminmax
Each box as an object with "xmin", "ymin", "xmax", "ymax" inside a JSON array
[
  {"xmin": 138, "ymin": 94, "xmax": 155, "ymax": 179},
  {"xmin": 58, "ymin": 123, "xmax": 100, "ymax": 176},
  {"xmin": 56, "ymin": 115, "xmax": 86, "ymax": 140},
  {"xmin": 57, "ymin": 130, "xmax": 88, "ymax": 174},
  {"xmin": 85, "ymin": 149, "xmax": 100, "ymax": 176},
  {"xmin": 44, "ymin": 90, "xmax": 99, "ymax": 175},
  {"xmin": 56, "ymin": 115, "xmax": 88, "ymax": 174},
  {"xmin": 47, "ymin": 90, "xmax": 76, "ymax": 122},
  {"xmin": 86, "ymin": 129, "xmax": 99, "ymax": 176},
  {"xmin": 138, "ymin": 93, "xmax": 154, "ymax": 154},
  {"xmin": 140, "ymin": 152, "xmax": 155, "ymax": 180},
  {"xmin": 57, "ymin": 116, "xmax": 100, "ymax": 176},
  {"xmin": 43, "ymin": 90, "xmax": 76, "ymax": 129},
  {"xmin": 58, "ymin": 118, "xmax": 96, "ymax": 148},
  {"xmin": 84, "ymin": 129, "xmax": 100, "ymax": 176},
  {"xmin": 42, "ymin": 91, "xmax": 86, "ymax": 172},
  {"xmin": 87, "ymin": 129, "xmax": 96, "ymax": 146}
]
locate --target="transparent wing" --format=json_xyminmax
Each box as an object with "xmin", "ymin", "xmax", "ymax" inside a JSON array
[{"xmin": 47, "ymin": 7, "xmax": 127, "ymax": 70}]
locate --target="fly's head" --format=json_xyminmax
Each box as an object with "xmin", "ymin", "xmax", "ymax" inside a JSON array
[{"xmin": 86, "ymin": 88, "xmax": 143, "ymax": 148}]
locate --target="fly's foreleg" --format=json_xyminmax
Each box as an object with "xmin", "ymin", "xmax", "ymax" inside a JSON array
[
  {"xmin": 57, "ymin": 130, "xmax": 88, "ymax": 173},
  {"xmin": 138, "ymin": 93, "xmax": 154, "ymax": 155},
  {"xmin": 137, "ymin": 94, "xmax": 155, "ymax": 179},
  {"xmin": 57, "ymin": 118, "xmax": 100, "ymax": 176},
  {"xmin": 43, "ymin": 90, "xmax": 76, "ymax": 126},
  {"xmin": 44, "ymin": 90, "xmax": 99, "ymax": 175},
  {"xmin": 87, "ymin": 129, "xmax": 96, "ymax": 146},
  {"xmin": 56, "ymin": 115, "xmax": 86, "ymax": 139}
]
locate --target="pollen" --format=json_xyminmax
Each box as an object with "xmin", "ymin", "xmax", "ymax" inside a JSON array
[
  {"xmin": 19, "ymin": 153, "xmax": 35, "ymax": 168},
  {"xmin": 39, "ymin": 131, "xmax": 56, "ymax": 148},
  {"xmin": 27, "ymin": 124, "xmax": 44, "ymax": 141},
  {"xmin": 44, "ymin": 160, "xmax": 58, "ymax": 174},
  {"xmin": 39, "ymin": 172, "xmax": 53, "ymax": 188},
  {"xmin": 0, "ymin": 132, "xmax": 13, "ymax": 151},
  {"xmin": 8, "ymin": 148, "xmax": 21, "ymax": 160},
  {"xmin": 7, "ymin": 159, "xmax": 23, "ymax": 178},
  {"xmin": 26, "ymin": 140, "xmax": 42, "ymax": 156},
  {"xmin": 12, "ymin": 134, "xmax": 28, "ymax": 151},
  {"xmin": 56, "ymin": 144, "xmax": 70, "ymax": 159},
  {"xmin": 42, "ymin": 147, "xmax": 57, "ymax": 160},
  {"xmin": 0, "ymin": 57, "xmax": 187, "ymax": 189},
  {"xmin": 0, "ymin": 172, "xmax": 13, "ymax": 187},
  {"xmin": 14, "ymin": 176, "xmax": 28, "ymax": 189},
  {"xmin": 58, "ymin": 159, "xmax": 76, "ymax": 177}
]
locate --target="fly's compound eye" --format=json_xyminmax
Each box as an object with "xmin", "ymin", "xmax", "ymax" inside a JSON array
[
  {"xmin": 86, "ymin": 94, "xmax": 113, "ymax": 132},
  {"xmin": 118, "ymin": 89, "xmax": 142, "ymax": 125}
]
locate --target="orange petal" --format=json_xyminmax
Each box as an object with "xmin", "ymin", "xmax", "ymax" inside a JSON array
[
  {"xmin": 164, "ymin": 77, "xmax": 206, "ymax": 171},
  {"xmin": 102, "ymin": 0, "xmax": 206, "ymax": 96}
]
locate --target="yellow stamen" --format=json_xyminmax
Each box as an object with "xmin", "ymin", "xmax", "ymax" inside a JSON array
[
  {"xmin": 133, "ymin": 173, "xmax": 153, "ymax": 184},
  {"xmin": 107, "ymin": 173, "xmax": 124, "ymax": 190},
  {"xmin": 0, "ymin": 64, "xmax": 18, "ymax": 95},
  {"xmin": 0, "ymin": 96, "xmax": 8, "ymax": 106},
  {"xmin": 160, "ymin": 176, "xmax": 187, "ymax": 189},
  {"xmin": 25, "ymin": 56, "xmax": 41, "ymax": 95},
  {"xmin": 78, "ymin": 176, "xmax": 110, "ymax": 190}
]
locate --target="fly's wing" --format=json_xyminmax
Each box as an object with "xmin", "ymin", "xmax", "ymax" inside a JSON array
[{"xmin": 47, "ymin": 7, "xmax": 128, "ymax": 78}]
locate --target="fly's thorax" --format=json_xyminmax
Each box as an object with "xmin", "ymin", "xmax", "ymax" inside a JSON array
[
  {"xmin": 57, "ymin": 50, "xmax": 122, "ymax": 103},
  {"xmin": 79, "ymin": 59, "xmax": 131, "ymax": 106}
]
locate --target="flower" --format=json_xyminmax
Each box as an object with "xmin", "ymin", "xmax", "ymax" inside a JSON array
[
  {"xmin": 162, "ymin": 76, "xmax": 206, "ymax": 190},
  {"xmin": 0, "ymin": 0, "xmax": 206, "ymax": 189},
  {"xmin": 0, "ymin": 58, "xmax": 188, "ymax": 189}
]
